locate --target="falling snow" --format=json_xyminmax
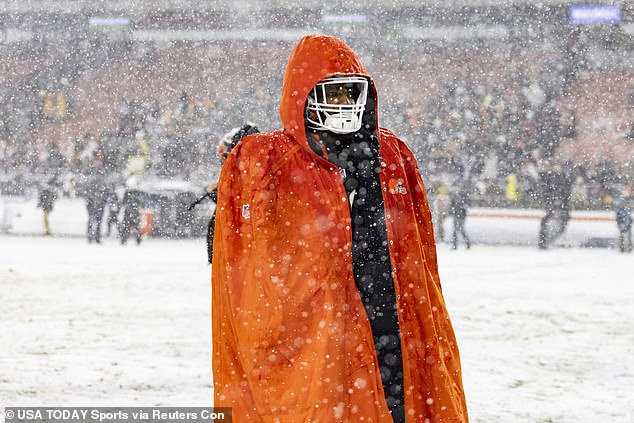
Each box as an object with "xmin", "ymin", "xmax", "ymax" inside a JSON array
[{"xmin": 1, "ymin": 1, "xmax": 633, "ymax": 422}]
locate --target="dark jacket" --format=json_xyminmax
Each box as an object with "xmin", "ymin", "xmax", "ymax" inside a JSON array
[
  {"xmin": 450, "ymin": 190, "xmax": 469, "ymax": 220},
  {"xmin": 37, "ymin": 186, "xmax": 56, "ymax": 213},
  {"xmin": 614, "ymin": 195, "xmax": 632, "ymax": 232}
]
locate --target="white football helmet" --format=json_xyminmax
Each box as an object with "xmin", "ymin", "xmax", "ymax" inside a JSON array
[{"xmin": 306, "ymin": 76, "xmax": 369, "ymax": 134}]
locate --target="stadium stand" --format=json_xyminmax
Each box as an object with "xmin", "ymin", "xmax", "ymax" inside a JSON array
[{"xmin": 1, "ymin": 2, "xmax": 633, "ymax": 217}]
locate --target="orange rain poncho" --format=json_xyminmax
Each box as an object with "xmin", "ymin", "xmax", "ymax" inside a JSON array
[{"xmin": 212, "ymin": 35, "xmax": 468, "ymax": 422}]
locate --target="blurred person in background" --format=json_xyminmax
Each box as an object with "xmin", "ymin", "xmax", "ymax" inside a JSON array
[
  {"xmin": 36, "ymin": 175, "xmax": 58, "ymax": 236},
  {"xmin": 538, "ymin": 159, "xmax": 573, "ymax": 249},
  {"xmin": 611, "ymin": 187, "xmax": 633, "ymax": 253},
  {"xmin": 84, "ymin": 170, "xmax": 108, "ymax": 244},
  {"xmin": 105, "ymin": 187, "xmax": 120, "ymax": 237},
  {"xmin": 119, "ymin": 189, "xmax": 143, "ymax": 245},
  {"xmin": 449, "ymin": 185, "xmax": 471, "ymax": 250}
]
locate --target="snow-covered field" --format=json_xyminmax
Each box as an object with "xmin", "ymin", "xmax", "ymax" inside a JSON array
[{"xmin": 1, "ymin": 235, "xmax": 633, "ymax": 422}]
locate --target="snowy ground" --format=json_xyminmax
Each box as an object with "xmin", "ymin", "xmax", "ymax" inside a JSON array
[{"xmin": 1, "ymin": 235, "xmax": 633, "ymax": 423}]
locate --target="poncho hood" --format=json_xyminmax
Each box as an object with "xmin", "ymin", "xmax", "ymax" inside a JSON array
[{"xmin": 279, "ymin": 34, "xmax": 376, "ymax": 146}]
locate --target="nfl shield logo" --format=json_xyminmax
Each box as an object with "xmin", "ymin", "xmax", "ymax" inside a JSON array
[{"xmin": 242, "ymin": 204, "xmax": 251, "ymax": 219}]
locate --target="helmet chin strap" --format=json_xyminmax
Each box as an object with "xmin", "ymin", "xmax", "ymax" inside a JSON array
[{"xmin": 323, "ymin": 112, "xmax": 361, "ymax": 134}]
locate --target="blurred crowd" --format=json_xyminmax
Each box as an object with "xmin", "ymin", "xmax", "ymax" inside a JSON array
[
  {"xmin": 1, "ymin": 91, "xmax": 216, "ymax": 241},
  {"xmin": 407, "ymin": 72, "xmax": 633, "ymax": 211},
  {"xmin": 1, "ymin": 70, "xmax": 632, "ymax": 214},
  {"xmin": 0, "ymin": 21, "xmax": 633, "ymax": 248},
  {"xmin": 0, "ymin": 90, "xmax": 217, "ymax": 194}
]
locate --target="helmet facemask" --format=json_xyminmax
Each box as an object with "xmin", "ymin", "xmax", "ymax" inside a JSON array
[{"xmin": 306, "ymin": 76, "xmax": 369, "ymax": 134}]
